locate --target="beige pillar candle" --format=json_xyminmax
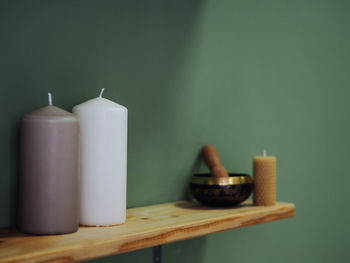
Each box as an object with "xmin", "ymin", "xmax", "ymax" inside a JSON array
[{"xmin": 253, "ymin": 150, "xmax": 276, "ymax": 206}]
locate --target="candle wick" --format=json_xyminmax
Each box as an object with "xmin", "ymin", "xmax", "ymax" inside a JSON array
[
  {"xmin": 99, "ymin": 88, "xmax": 105, "ymax": 98},
  {"xmin": 263, "ymin": 149, "xmax": 267, "ymax": 157},
  {"xmin": 48, "ymin": 92, "xmax": 53, "ymax": 106}
]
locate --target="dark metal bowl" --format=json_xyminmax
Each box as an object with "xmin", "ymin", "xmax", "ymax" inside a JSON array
[{"xmin": 190, "ymin": 173, "xmax": 253, "ymax": 207}]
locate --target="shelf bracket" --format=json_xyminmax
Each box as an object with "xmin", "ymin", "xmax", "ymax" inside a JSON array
[{"xmin": 153, "ymin": 245, "xmax": 162, "ymax": 263}]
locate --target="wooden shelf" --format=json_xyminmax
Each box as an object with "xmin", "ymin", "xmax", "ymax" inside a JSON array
[{"xmin": 0, "ymin": 201, "xmax": 294, "ymax": 263}]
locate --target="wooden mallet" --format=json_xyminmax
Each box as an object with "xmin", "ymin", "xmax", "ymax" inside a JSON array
[{"xmin": 201, "ymin": 145, "xmax": 229, "ymax": 177}]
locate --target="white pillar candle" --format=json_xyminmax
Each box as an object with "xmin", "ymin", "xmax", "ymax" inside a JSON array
[{"xmin": 73, "ymin": 89, "xmax": 127, "ymax": 226}]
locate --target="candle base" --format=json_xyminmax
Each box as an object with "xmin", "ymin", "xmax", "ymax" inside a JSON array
[
  {"xmin": 18, "ymin": 226, "xmax": 78, "ymax": 235},
  {"xmin": 80, "ymin": 222, "xmax": 125, "ymax": 227}
]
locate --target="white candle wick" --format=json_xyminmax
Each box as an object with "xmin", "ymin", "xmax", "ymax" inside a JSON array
[
  {"xmin": 99, "ymin": 88, "xmax": 105, "ymax": 98},
  {"xmin": 263, "ymin": 149, "xmax": 267, "ymax": 157},
  {"xmin": 48, "ymin": 92, "xmax": 53, "ymax": 106}
]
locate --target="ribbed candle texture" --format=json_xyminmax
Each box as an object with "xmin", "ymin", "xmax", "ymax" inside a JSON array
[{"xmin": 253, "ymin": 150, "xmax": 276, "ymax": 206}]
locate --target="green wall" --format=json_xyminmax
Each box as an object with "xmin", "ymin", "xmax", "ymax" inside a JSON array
[{"xmin": 1, "ymin": 0, "xmax": 350, "ymax": 262}]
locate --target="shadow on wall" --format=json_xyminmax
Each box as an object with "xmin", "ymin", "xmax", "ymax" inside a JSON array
[
  {"xmin": 91, "ymin": 237, "xmax": 207, "ymax": 263},
  {"xmin": 0, "ymin": 1, "xmax": 206, "ymax": 262},
  {"xmin": 182, "ymin": 150, "xmax": 202, "ymax": 200},
  {"xmin": 0, "ymin": 0, "xmax": 203, "ymax": 226}
]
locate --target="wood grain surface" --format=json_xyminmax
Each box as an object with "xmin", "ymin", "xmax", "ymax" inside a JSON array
[{"xmin": 0, "ymin": 201, "xmax": 294, "ymax": 263}]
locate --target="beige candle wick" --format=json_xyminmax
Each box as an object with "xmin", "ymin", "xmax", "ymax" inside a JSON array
[
  {"xmin": 48, "ymin": 92, "xmax": 53, "ymax": 106},
  {"xmin": 263, "ymin": 149, "xmax": 267, "ymax": 157},
  {"xmin": 99, "ymin": 88, "xmax": 105, "ymax": 98}
]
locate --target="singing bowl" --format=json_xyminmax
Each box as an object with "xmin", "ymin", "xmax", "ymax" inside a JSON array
[{"xmin": 190, "ymin": 173, "xmax": 253, "ymax": 207}]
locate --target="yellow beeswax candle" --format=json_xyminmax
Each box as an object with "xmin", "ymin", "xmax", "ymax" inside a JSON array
[{"xmin": 253, "ymin": 150, "xmax": 276, "ymax": 206}]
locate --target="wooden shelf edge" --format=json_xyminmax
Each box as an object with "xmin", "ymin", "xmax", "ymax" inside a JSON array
[{"xmin": 0, "ymin": 201, "xmax": 295, "ymax": 263}]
